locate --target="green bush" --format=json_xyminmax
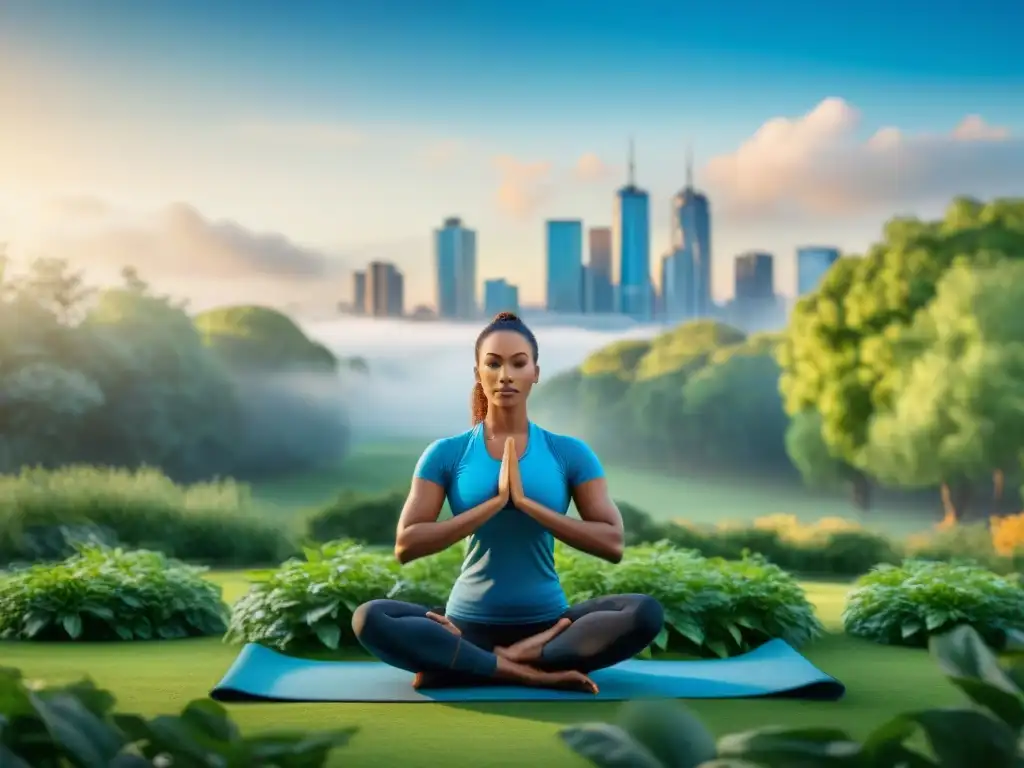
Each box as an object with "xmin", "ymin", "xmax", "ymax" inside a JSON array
[
  {"xmin": 227, "ymin": 541, "xmax": 466, "ymax": 652},
  {"xmin": 561, "ymin": 625, "xmax": 1024, "ymax": 768},
  {"xmin": 843, "ymin": 559, "xmax": 1024, "ymax": 648},
  {"xmin": 0, "ymin": 665, "xmax": 355, "ymax": 766},
  {"xmin": 558, "ymin": 543, "xmax": 822, "ymax": 658},
  {"xmin": 908, "ymin": 522, "xmax": 1024, "ymax": 574},
  {"xmin": 228, "ymin": 540, "xmax": 820, "ymax": 658},
  {"xmin": 305, "ymin": 489, "xmax": 406, "ymax": 547},
  {"xmin": 0, "ymin": 545, "xmax": 229, "ymax": 641},
  {"xmin": 617, "ymin": 504, "xmax": 901, "ymax": 578},
  {"xmin": 0, "ymin": 466, "xmax": 295, "ymax": 567}
]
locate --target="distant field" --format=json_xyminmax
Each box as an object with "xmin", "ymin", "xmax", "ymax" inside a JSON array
[{"xmin": 252, "ymin": 441, "xmax": 939, "ymax": 538}]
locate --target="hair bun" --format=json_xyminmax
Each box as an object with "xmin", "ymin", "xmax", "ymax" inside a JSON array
[{"xmin": 492, "ymin": 311, "xmax": 520, "ymax": 323}]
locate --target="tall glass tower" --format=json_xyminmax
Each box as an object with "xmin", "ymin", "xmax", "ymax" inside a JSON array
[
  {"xmin": 796, "ymin": 246, "xmax": 840, "ymax": 295},
  {"xmin": 546, "ymin": 219, "xmax": 584, "ymax": 313},
  {"xmin": 612, "ymin": 139, "xmax": 651, "ymax": 321},
  {"xmin": 434, "ymin": 217, "xmax": 477, "ymax": 319},
  {"xmin": 666, "ymin": 148, "xmax": 712, "ymax": 320}
]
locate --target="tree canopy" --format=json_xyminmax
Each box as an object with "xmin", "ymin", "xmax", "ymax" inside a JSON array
[
  {"xmin": 0, "ymin": 260, "xmax": 353, "ymax": 481},
  {"xmin": 194, "ymin": 305, "xmax": 339, "ymax": 373},
  {"xmin": 779, "ymin": 196, "xmax": 1024, "ymax": 517},
  {"xmin": 534, "ymin": 321, "xmax": 789, "ymax": 472}
]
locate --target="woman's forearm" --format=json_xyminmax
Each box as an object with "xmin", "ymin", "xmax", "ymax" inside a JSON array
[
  {"xmin": 517, "ymin": 499, "xmax": 624, "ymax": 563},
  {"xmin": 395, "ymin": 496, "xmax": 506, "ymax": 564}
]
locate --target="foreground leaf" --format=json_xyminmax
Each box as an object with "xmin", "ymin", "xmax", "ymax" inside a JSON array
[
  {"xmin": 895, "ymin": 708, "xmax": 1017, "ymax": 768},
  {"xmin": 617, "ymin": 700, "xmax": 717, "ymax": 768},
  {"xmin": 717, "ymin": 726, "xmax": 861, "ymax": 767},
  {"xmin": 29, "ymin": 691, "xmax": 126, "ymax": 767},
  {"xmin": 930, "ymin": 625, "xmax": 1019, "ymax": 695},
  {"xmin": 560, "ymin": 723, "xmax": 665, "ymax": 768}
]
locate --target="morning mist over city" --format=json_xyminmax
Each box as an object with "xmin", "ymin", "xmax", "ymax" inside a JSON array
[{"xmin": 2, "ymin": 1, "xmax": 1024, "ymax": 766}]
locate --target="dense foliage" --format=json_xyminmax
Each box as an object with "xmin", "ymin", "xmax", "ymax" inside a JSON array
[
  {"xmin": 0, "ymin": 258, "xmax": 354, "ymax": 482},
  {"xmin": 0, "ymin": 665, "xmax": 355, "ymax": 767},
  {"xmin": 558, "ymin": 544, "xmax": 822, "ymax": 657},
  {"xmin": 533, "ymin": 322, "xmax": 790, "ymax": 475},
  {"xmin": 306, "ymin": 489, "xmax": 407, "ymax": 546},
  {"xmin": 0, "ymin": 466, "xmax": 294, "ymax": 567},
  {"xmin": 0, "ymin": 546, "xmax": 228, "ymax": 642},
  {"xmin": 561, "ymin": 625, "xmax": 1024, "ymax": 768},
  {"xmin": 843, "ymin": 560, "xmax": 1024, "ymax": 648},
  {"xmin": 226, "ymin": 540, "xmax": 820, "ymax": 657},
  {"xmin": 194, "ymin": 304, "xmax": 339, "ymax": 373},
  {"xmin": 779, "ymin": 197, "xmax": 1024, "ymax": 519}
]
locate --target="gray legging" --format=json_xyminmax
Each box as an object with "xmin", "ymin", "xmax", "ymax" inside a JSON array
[{"xmin": 351, "ymin": 593, "xmax": 664, "ymax": 683}]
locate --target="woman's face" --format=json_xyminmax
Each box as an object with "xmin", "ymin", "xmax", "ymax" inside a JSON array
[{"xmin": 475, "ymin": 330, "xmax": 539, "ymax": 410}]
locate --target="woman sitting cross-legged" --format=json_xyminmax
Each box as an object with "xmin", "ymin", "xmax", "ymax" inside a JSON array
[{"xmin": 351, "ymin": 312, "xmax": 664, "ymax": 693}]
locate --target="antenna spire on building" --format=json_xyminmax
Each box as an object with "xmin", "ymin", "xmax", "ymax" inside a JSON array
[
  {"xmin": 628, "ymin": 136, "xmax": 636, "ymax": 186},
  {"xmin": 685, "ymin": 143, "xmax": 694, "ymax": 189}
]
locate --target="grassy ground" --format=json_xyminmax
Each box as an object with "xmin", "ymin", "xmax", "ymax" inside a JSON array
[
  {"xmin": 253, "ymin": 441, "xmax": 939, "ymax": 537},
  {"xmin": 2, "ymin": 573, "xmax": 964, "ymax": 768}
]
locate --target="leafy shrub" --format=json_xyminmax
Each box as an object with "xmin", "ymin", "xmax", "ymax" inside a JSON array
[
  {"xmin": 305, "ymin": 489, "xmax": 407, "ymax": 546},
  {"xmin": 0, "ymin": 665, "xmax": 355, "ymax": 767},
  {"xmin": 0, "ymin": 466, "xmax": 294, "ymax": 567},
  {"xmin": 229, "ymin": 540, "xmax": 819, "ymax": 657},
  {"xmin": 843, "ymin": 559, "xmax": 1024, "ymax": 648},
  {"xmin": 228, "ymin": 541, "xmax": 456, "ymax": 652},
  {"xmin": 560, "ymin": 625, "xmax": 1024, "ymax": 768},
  {"xmin": 557, "ymin": 543, "xmax": 822, "ymax": 658},
  {"xmin": 0, "ymin": 545, "xmax": 228, "ymax": 641},
  {"xmin": 621, "ymin": 505, "xmax": 901, "ymax": 578}
]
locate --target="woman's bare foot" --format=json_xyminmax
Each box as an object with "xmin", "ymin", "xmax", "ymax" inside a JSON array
[
  {"xmin": 495, "ymin": 618, "xmax": 571, "ymax": 663},
  {"xmin": 536, "ymin": 669, "xmax": 599, "ymax": 694}
]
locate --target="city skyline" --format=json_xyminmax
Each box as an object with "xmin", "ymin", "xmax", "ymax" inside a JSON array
[{"xmin": 1, "ymin": 1, "xmax": 1022, "ymax": 312}]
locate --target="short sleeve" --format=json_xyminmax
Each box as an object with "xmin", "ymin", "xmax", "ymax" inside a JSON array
[
  {"xmin": 560, "ymin": 436, "xmax": 605, "ymax": 487},
  {"xmin": 413, "ymin": 438, "xmax": 454, "ymax": 488}
]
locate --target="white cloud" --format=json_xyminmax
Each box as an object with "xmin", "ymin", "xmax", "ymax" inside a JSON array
[
  {"xmin": 574, "ymin": 152, "xmax": 614, "ymax": 182},
  {"xmin": 492, "ymin": 152, "xmax": 614, "ymax": 219},
  {"xmin": 493, "ymin": 155, "xmax": 553, "ymax": 219},
  {"xmin": 7, "ymin": 197, "xmax": 348, "ymax": 310},
  {"xmin": 703, "ymin": 97, "xmax": 1024, "ymax": 218}
]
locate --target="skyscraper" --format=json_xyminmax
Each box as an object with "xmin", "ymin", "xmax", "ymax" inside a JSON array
[
  {"xmin": 665, "ymin": 148, "xmax": 712, "ymax": 320},
  {"xmin": 366, "ymin": 261, "xmax": 405, "ymax": 317},
  {"xmin": 434, "ymin": 217, "xmax": 477, "ymax": 320},
  {"xmin": 612, "ymin": 139, "xmax": 651, "ymax": 320},
  {"xmin": 796, "ymin": 246, "xmax": 840, "ymax": 295},
  {"xmin": 586, "ymin": 227, "xmax": 614, "ymax": 313},
  {"xmin": 734, "ymin": 252, "xmax": 775, "ymax": 299},
  {"xmin": 351, "ymin": 270, "xmax": 367, "ymax": 314},
  {"xmin": 483, "ymin": 278, "xmax": 519, "ymax": 317},
  {"xmin": 546, "ymin": 219, "xmax": 584, "ymax": 313}
]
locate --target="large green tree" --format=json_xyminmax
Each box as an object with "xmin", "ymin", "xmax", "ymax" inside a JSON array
[
  {"xmin": 863, "ymin": 260, "xmax": 1024, "ymax": 521},
  {"xmin": 778, "ymin": 197, "xmax": 1024, "ymax": 504}
]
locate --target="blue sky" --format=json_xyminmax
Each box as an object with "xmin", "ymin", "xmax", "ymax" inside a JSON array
[{"xmin": 1, "ymin": 0, "xmax": 1021, "ymax": 308}]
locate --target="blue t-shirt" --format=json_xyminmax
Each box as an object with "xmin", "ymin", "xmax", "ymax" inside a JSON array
[{"xmin": 412, "ymin": 422, "xmax": 604, "ymax": 624}]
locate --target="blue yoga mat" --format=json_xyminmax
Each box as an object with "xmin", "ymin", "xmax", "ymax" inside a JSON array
[{"xmin": 210, "ymin": 639, "xmax": 844, "ymax": 703}]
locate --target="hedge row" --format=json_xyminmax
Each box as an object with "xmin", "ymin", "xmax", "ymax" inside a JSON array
[
  {"xmin": 5, "ymin": 468, "xmax": 1024, "ymax": 582},
  {"xmin": 6, "ymin": 542, "xmax": 1024, "ymax": 658},
  {"xmin": 0, "ymin": 466, "xmax": 295, "ymax": 567}
]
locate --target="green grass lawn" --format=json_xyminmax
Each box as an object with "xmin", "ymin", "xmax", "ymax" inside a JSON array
[
  {"xmin": 1, "ymin": 573, "xmax": 965, "ymax": 768},
  {"xmin": 252, "ymin": 441, "xmax": 939, "ymax": 537}
]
